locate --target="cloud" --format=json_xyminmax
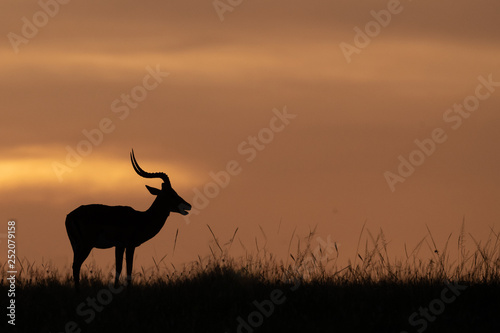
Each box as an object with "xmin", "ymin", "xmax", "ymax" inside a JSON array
[{"xmin": 0, "ymin": 145, "xmax": 200, "ymax": 197}]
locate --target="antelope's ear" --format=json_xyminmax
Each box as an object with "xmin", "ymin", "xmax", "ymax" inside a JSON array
[{"xmin": 145, "ymin": 185, "xmax": 161, "ymax": 195}]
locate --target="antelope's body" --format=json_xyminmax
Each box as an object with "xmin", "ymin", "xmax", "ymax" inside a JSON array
[{"xmin": 65, "ymin": 150, "xmax": 191, "ymax": 290}]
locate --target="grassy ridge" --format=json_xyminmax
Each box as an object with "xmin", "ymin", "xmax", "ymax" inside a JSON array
[
  {"xmin": 1, "ymin": 224, "xmax": 500, "ymax": 332},
  {"xmin": 1, "ymin": 265, "xmax": 499, "ymax": 333}
]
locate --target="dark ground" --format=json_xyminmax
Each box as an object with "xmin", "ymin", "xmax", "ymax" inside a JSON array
[{"xmin": 1, "ymin": 266, "xmax": 499, "ymax": 333}]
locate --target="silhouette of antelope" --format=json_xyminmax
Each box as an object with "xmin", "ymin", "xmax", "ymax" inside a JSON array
[{"xmin": 65, "ymin": 150, "xmax": 191, "ymax": 290}]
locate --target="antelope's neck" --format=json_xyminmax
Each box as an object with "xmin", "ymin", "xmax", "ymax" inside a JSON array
[
  {"xmin": 140, "ymin": 197, "xmax": 170, "ymax": 241},
  {"xmin": 147, "ymin": 195, "xmax": 170, "ymax": 220}
]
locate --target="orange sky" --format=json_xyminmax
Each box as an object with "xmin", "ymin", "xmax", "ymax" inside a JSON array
[{"xmin": 1, "ymin": 0, "xmax": 499, "ymax": 272}]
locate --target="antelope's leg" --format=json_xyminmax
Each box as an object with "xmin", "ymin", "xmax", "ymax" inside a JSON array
[
  {"xmin": 73, "ymin": 247, "xmax": 92, "ymax": 291},
  {"xmin": 125, "ymin": 247, "xmax": 136, "ymax": 285},
  {"xmin": 115, "ymin": 246, "xmax": 125, "ymax": 287}
]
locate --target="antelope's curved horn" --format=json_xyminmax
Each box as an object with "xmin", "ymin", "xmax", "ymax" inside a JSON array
[{"xmin": 130, "ymin": 149, "xmax": 171, "ymax": 186}]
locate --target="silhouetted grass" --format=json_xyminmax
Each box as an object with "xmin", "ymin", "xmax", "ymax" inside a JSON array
[{"xmin": 1, "ymin": 223, "xmax": 499, "ymax": 332}]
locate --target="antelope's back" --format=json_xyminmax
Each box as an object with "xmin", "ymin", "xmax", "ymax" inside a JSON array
[
  {"xmin": 65, "ymin": 204, "xmax": 140, "ymax": 248},
  {"xmin": 67, "ymin": 204, "xmax": 137, "ymax": 222}
]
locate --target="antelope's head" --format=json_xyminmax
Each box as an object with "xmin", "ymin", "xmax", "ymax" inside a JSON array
[{"xmin": 130, "ymin": 150, "xmax": 192, "ymax": 215}]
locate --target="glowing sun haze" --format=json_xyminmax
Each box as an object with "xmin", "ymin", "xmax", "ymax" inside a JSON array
[{"xmin": 1, "ymin": 0, "xmax": 499, "ymax": 270}]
